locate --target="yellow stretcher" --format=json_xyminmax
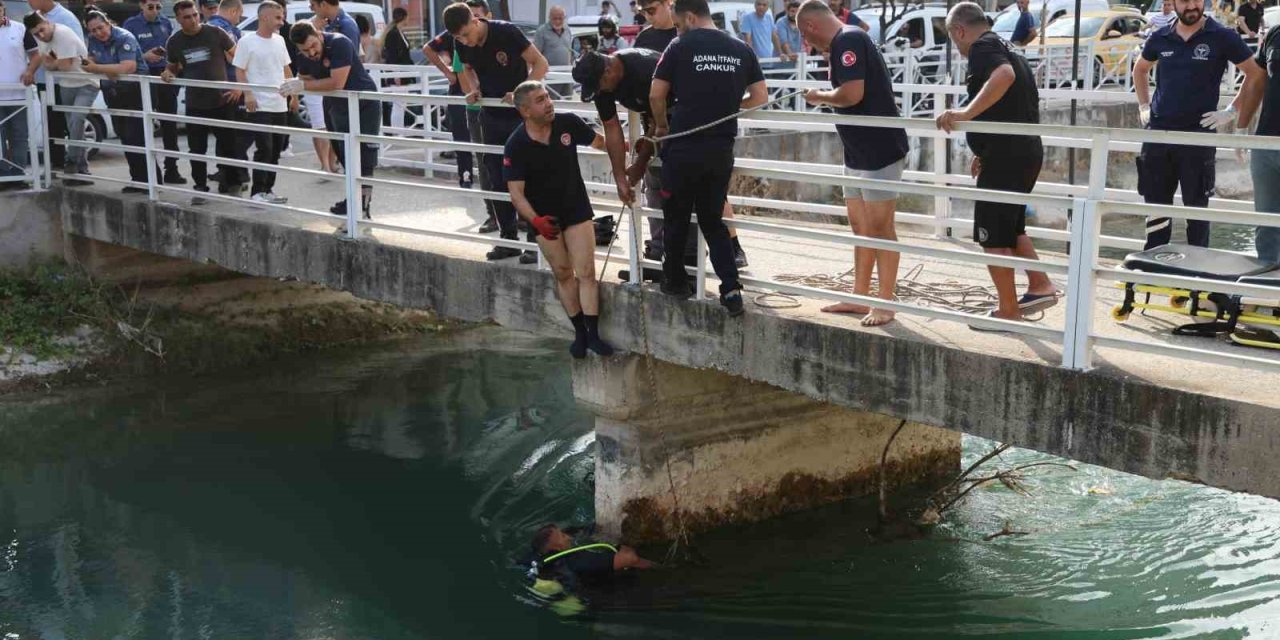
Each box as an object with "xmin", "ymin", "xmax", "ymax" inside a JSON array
[{"xmin": 1109, "ymin": 244, "xmax": 1280, "ymax": 350}]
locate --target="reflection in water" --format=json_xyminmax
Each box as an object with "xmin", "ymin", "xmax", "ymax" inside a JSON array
[{"xmin": 1, "ymin": 326, "xmax": 1279, "ymax": 638}]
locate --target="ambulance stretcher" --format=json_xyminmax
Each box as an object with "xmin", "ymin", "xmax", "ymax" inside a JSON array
[{"xmin": 1110, "ymin": 244, "xmax": 1280, "ymax": 349}]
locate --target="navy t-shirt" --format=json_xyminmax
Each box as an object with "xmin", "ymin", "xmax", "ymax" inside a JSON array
[
  {"xmin": 1255, "ymin": 27, "xmax": 1280, "ymax": 136},
  {"xmin": 503, "ymin": 113, "xmax": 598, "ymax": 222},
  {"xmin": 828, "ymin": 27, "xmax": 908, "ymax": 171},
  {"xmin": 1011, "ymin": 11, "xmax": 1034, "ymax": 43},
  {"xmin": 1141, "ymin": 18, "xmax": 1252, "ymax": 131},
  {"xmin": 457, "ymin": 20, "xmax": 531, "ymax": 99},
  {"xmin": 296, "ymin": 33, "xmax": 376, "ymax": 109},
  {"xmin": 324, "ymin": 8, "xmax": 362, "ymax": 51},
  {"xmin": 653, "ymin": 27, "xmax": 764, "ymax": 147},
  {"xmin": 964, "ymin": 31, "xmax": 1040, "ymax": 158},
  {"xmin": 593, "ymin": 48, "xmax": 661, "ymax": 122}
]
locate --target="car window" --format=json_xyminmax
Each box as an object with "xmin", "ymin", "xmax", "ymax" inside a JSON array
[
  {"xmin": 1044, "ymin": 15, "xmax": 1105, "ymax": 37},
  {"xmin": 712, "ymin": 11, "xmax": 726, "ymax": 31},
  {"xmin": 931, "ymin": 16, "xmax": 948, "ymax": 45},
  {"xmin": 242, "ymin": 18, "xmax": 258, "ymax": 31}
]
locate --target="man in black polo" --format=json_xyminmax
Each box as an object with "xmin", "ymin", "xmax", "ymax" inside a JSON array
[
  {"xmin": 1133, "ymin": 0, "xmax": 1263, "ymax": 249},
  {"xmin": 650, "ymin": 0, "xmax": 767, "ymax": 316},
  {"xmin": 445, "ymin": 1, "xmax": 550, "ymax": 262},
  {"xmin": 505, "ymin": 80, "xmax": 614, "ymax": 358},
  {"xmin": 937, "ymin": 2, "xmax": 1057, "ymax": 328},
  {"xmin": 1237, "ymin": 0, "xmax": 1264, "ymax": 41}
]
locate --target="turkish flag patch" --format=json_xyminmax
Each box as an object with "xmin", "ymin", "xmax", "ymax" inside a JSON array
[
  {"xmin": 503, "ymin": 157, "xmax": 512, "ymax": 166},
  {"xmin": 560, "ymin": 133, "xmax": 571, "ymax": 146},
  {"xmin": 841, "ymin": 51, "xmax": 856, "ymax": 67}
]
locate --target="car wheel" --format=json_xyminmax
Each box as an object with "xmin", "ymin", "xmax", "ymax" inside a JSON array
[{"xmin": 84, "ymin": 115, "xmax": 105, "ymax": 160}]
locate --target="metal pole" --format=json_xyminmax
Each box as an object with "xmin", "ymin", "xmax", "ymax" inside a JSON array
[
  {"xmin": 344, "ymin": 92, "xmax": 361, "ymax": 239},
  {"xmin": 695, "ymin": 231, "xmax": 707, "ymax": 301},
  {"xmin": 626, "ymin": 109, "xmax": 641, "ymax": 285},
  {"xmin": 1068, "ymin": 0, "xmax": 1082, "ymax": 187},
  {"xmin": 25, "ymin": 86, "xmax": 39, "ymax": 189},
  {"xmin": 944, "ymin": 0, "xmax": 954, "ymax": 187},
  {"xmin": 41, "ymin": 74, "xmax": 54, "ymax": 188},
  {"xmin": 139, "ymin": 75, "xmax": 160, "ymax": 201}
]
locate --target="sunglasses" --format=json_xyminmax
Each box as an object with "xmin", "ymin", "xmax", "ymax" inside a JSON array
[{"xmin": 145, "ymin": 3, "xmax": 162, "ymax": 8}]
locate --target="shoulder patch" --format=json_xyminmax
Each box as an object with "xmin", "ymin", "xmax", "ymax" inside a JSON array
[
  {"xmin": 123, "ymin": 43, "xmax": 133, "ymax": 51},
  {"xmin": 841, "ymin": 50, "xmax": 856, "ymax": 66}
]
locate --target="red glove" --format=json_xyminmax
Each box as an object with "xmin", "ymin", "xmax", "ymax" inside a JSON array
[{"xmin": 531, "ymin": 215, "xmax": 560, "ymax": 240}]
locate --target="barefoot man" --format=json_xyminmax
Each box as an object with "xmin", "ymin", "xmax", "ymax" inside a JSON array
[
  {"xmin": 505, "ymin": 80, "xmax": 615, "ymax": 358},
  {"xmin": 799, "ymin": 0, "xmax": 909, "ymax": 326}
]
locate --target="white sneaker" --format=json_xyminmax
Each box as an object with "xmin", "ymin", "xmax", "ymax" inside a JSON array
[
  {"xmin": 265, "ymin": 191, "xmax": 288, "ymax": 204},
  {"xmin": 250, "ymin": 192, "xmax": 282, "ymax": 204},
  {"xmin": 280, "ymin": 145, "xmax": 295, "ymax": 158}
]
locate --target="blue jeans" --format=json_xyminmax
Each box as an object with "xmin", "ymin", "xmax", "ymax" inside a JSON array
[
  {"xmin": 1252, "ymin": 149, "xmax": 1280, "ymax": 264},
  {"xmin": 0, "ymin": 104, "xmax": 29, "ymax": 178},
  {"xmin": 60, "ymin": 84, "xmax": 99, "ymax": 173}
]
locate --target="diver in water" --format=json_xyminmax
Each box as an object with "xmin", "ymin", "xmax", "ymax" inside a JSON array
[{"xmin": 525, "ymin": 523, "xmax": 654, "ymax": 611}]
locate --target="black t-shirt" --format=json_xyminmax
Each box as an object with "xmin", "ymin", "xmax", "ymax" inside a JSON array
[
  {"xmin": 166, "ymin": 25, "xmax": 235, "ymax": 110},
  {"xmin": 503, "ymin": 113, "xmax": 598, "ymax": 222},
  {"xmin": 1256, "ymin": 27, "xmax": 1280, "ymax": 136},
  {"xmin": 652, "ymin": 27, "xmax": 764, "ymax": 147},
  {"xmin": 1240, "ymin": 1, "xmax": 1264, "ymax": 35},
  {"xmin": 593, "ymin": 48, "xmax": 661, "ymax": 123},
  {"xmin": 545, "ymin": 549, "xmax": 615, "ymax": 587},
  {"xmin": 457, "ymin": 20, "xmax": 531, "ymax": 98},
  {"xmin": 634, "ymin": 25, "xmax": 676, "ymax": 53},
  {"xmin": 828, "ymin": 26, "xmax": 908, "ymax": 171},
  {"xmin": 964, "ymin": 31, "xmax": 1040, "ymax": 158}
]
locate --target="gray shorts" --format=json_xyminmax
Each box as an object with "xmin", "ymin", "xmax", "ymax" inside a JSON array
[{"xmin": 842, "ymin": 158, "xmax": 904, "ymax": 202}]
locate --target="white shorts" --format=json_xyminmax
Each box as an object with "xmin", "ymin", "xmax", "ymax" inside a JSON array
[
  {"xmin": 303, "ymin": 94, "xmax": 326, "ymax": 130},
  {"xmin": 843, "ymin": 158, "xmax": 904, "ymax": 202}
]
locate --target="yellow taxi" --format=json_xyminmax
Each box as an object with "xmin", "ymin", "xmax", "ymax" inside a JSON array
[{"xmin": 1040, "ymin": 9, "xmax": 1149, "ymax": 85}]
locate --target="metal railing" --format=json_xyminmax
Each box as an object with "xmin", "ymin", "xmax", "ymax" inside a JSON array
[
  {"xmin": 28, "ymin": 69, "xmax": 1280, "ymax": 377},
  {"xmin": 0, "ymin": 84, "xmax": 43, "ymax": 188}
]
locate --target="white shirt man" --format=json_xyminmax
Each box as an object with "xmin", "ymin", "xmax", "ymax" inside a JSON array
[
  {"xmin": 26, "ymin": 15, "xmax": 98, "ymax": 179},
  {"xmin": 34, "ymin": 23, "xmax": 97, "ymax": 89},
  {"xmin": 0, "ymin": 10, "xmax": 27, "ymax": 102},
  {"xmin": 0, "ymin": 8, "xmax": 31, "ymax": 183},
  {"xmin": 231, "ymin": 1, "xmax": 293, "ymax": 204}
]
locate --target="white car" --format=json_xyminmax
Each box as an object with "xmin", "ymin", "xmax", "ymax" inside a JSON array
[{"xmin": 238, "ymin": 1, "xmax": 386, "ymax": 39}]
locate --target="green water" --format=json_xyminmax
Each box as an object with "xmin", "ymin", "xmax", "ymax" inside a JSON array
[{"xmin": 2, "ymin": 327, "xmax": 1279, "ymax": 639}]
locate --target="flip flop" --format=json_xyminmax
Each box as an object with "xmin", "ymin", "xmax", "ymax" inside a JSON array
[
  {"xmin": 1018, "ymin": 292, "xmax": 1060, "ymax": 315},
  {"xmin": 969, "ymin": 310, "xmax": 1018, "ymax": 333}
]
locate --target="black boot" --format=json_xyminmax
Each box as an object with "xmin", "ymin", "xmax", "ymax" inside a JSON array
[
  {"xmin": 568, "ymin": 312, "xmax": 588, "ymax": 359},
  {"xmin": 583, "ymin": 314, "xmax": 614, "ymax": 356}
]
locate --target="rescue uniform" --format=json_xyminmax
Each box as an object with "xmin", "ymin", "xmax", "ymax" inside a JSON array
[
  {"xmin": 827, "ymin": 26, "xmax": 909, "ymax": 201},
  {"xmin": 502, "ymin": 112, "xmax": 598, "ymax": 230},
  {"xmin": 88, "ymin": 26, "xmax": 152, "ymax": 185},
  {"xmin": 652, "ymin": 27, "xmax": 763, "ymax": 295},
  {"xmin": 1138, "ymin": 18, "xmax": 1252, "ymax": 248},
  {"xmin": 123, "ymin": 12, "xmax": 181, "ymax": 176},
  {"xmin": 295, "ymin": 33, "xmax": 380, "ymax": 208},
  {"xmin": 457, "ymin": 19, "xmax": 533, "ymax": 244},
  {"xmin": 426, "ymin": 30, "xmax": 475, "ymax": 187}
]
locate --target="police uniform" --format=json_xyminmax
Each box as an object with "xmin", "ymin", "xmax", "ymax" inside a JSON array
[
  {"xmin": 1138, "ymin": 18, "xmax": 1252, "ymax": 249},
  {"xmin": 123, "ymin": 12, "xmax": 181, "ymax": 176},
  {"xmin": 88, "ymin": 26, "xmax": 152, "ymax": 184},
  {"xmin": 426, "ymin": 30, "xmax": 475, "ymax": 187},
  {"xmin": 456, "ymin": 19, "xmax": 534, "ymax": 247},
  {"xmin": 652, "ymin": 27, "xmax": 763, "ymax": 296}
]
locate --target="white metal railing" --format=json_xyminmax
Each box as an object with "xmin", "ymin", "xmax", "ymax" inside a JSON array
[
  {"xmin": 0, "ymin": 84, "xmax": 42, "ymax": 187},
  {"xmin": 30, "ymin": 70, "xmax": 1280, "ymax": 375}
]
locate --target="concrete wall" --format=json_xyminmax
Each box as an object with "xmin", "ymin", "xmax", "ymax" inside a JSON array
[
  {"xmin": 40, "ymin": 188, "xmax": 1280, "ymax": 499},
  {"xmin": 0, "ymin": 190, "xmax": 64, "ymax": 268}
]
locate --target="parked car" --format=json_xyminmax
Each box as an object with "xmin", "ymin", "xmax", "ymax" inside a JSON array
[
  {"xmin": 992, "ymin": 0, "xmax": 1111, "ymax": 41},
  {"xmin": 1039, "ymin": 9, "xmax": 1147, "ymax": 85},
  {"xmin": 238, "ymin": 1, "xmax": 386, "ymax": 40}
]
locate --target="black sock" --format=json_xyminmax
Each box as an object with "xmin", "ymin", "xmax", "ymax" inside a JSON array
[
  {"xmin": 569, "ymin": 312, "xmax": 588, "ymax": 359},
  {"xmin": 584, "ymin": 314, "xmax": 614, "ymax": 356},
  {"xmin": 732, "ymin": 236, "xmax": 743, "ymax": 251}
]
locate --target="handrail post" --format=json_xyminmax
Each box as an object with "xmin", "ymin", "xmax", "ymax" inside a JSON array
[
  {"xmin": 1061, "ymin": 196, "xmax": 1100, "ymax": 371},
  {"xmin": 344, "ymin": 92, "xmax": 361, "ymax": 240},
  {"xmin": 932, "ymin": 89, "xmax": 949, "ymax": 238},
  {"xmin": 793, "ymin": 51, "xmax": 806, "ymax": 111},
  {"xmin": 904, "ymin": 51, "xmax": 915, "ymax": 116},
  {"xmin": 139, "ymin": 75, "xmax": 159, "ymax": 201},
  {"xmin": 695, "ymin": 229, "xmax": 707, "ymax": 300},
  {"xmin": 25, "ymin": 85, "xmax": 39, "ymax": 189},
  {"xmin": 626, "ymin": 109, "xmax": 641, "ymax": 285},
  {"xmin": 41, "ymin": 73, "xmax": 54, "ymax": 188}
]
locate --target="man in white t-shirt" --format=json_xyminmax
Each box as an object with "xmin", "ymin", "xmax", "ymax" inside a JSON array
[
  {"xmin": 0, "ymin": 4, "xmax": 31, "ymax": 187},
  {"xmin": 23, "ymin": 12, "xmax": 98, "ymax": 184},
  {"xmin": 232, "ymin": 0, "xmax": 294, "ymax": 204}
]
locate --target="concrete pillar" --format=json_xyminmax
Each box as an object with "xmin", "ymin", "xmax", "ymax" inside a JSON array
[{"xmin": 573, "ymin": 355, "xmax": 962, "ymax": 543}]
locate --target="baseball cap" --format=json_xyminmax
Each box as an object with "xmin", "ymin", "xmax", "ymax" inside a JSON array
[{"xmin": 572, "ymin": 51, "xmax": 608, "ymax": 102}]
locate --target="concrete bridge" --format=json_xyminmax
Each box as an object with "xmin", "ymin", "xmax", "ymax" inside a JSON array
[{"xmin": 7, "ymin": 170, "xmax": 1278, "ymax": 541}]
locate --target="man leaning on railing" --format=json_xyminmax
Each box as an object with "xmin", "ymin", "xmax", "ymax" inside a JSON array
[
  {"xmin": 83, "ymin": 9, "xmax": 155, "ymax": 194},
  {"xmin": 124, "ymin": 0, "xmax": 186, "ymax": 185},
  {"xmin": 24, "ymin": 10, "xmax": 97, "ymax": 187},
  {"xmin": 0, "ymin": 4, "xmax": 30, "ymax": 190}
]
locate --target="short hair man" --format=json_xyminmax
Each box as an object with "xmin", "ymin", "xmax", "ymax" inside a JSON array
[
  {"xmin": 505, "ymin": 80, "xmax": 614, "ymax": 357},
  {"xmin": 1133, "ymin": 0, "xmax": 1263, "ymax": 249},
  {"xmin": 739, "ymin": 0, "xmax": 780, "ymax": 62},
  {"xmin": 445, "ymin": 1, "xmax": 550, "ymax": 262},
  {"xmin": 22, "ymin": 0, "xmax": 83, "ymax": 171},
  {"xmin": 936, "ymin": 2, "xmax": 1058, "ymax": 327},
  {"xmin": 200, "ymin": 0, "xmax": 218, "ymax": 23},
  {"xmin": 1010, "ymin": 0, "xmax": 1037, "ymax": 47},
  {"xmin": 1237, "ymin": 0, "xmax": 1264, "ymax": 41},
  {"xmin": 206, "ymin": 0, "xmax": 249, "ymax": 192},
  {"xmin": 288, "ymin": 21, "xmax": 381, "ymax": 225},
  {"xmin": 800, "ymin": 0, "xmax": 909, "ymax": 327},
  {"xmin": 24, "ymin": 11, "xmax": 98, "ymax": 185},
  {"xmin": 529, "ymin": 524, "xmax": 653, "ymax": 590},
  {"xmin": 422, "ymin": 20, "xmax": 477, "ymax": 192},
  {"xmin": 124, "ymin": 0, "xmax": 185, "ymax": 184},
  {"xmin": 309, "ymin": 0, "xmax": 361, "ymax": 56},
  {"xmin": 775, "ymin": 1, "xmax": 803, "ymax": 61},
  {"xmin": 162, "ymin": 0, "xmax": 239, "ymax": 201},
  {"xmin": 534, "ymin": 6, "xmax": 574, "ymax": 97},
  {"xmin": 233, "ymin": 0, "xmax": 294, "ymax": 204},
  {"xmin": 650, "ymin": 0, "xmax": 767, "ymax": 315},
  {"xmin": 0, "ymin": 3, "xmax": 31, "ymax": 189}
]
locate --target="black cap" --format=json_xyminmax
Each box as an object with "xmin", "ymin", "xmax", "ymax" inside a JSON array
[{"xmin": 572, "ymin": 51, "xmax": 608, "ymax": 102}]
